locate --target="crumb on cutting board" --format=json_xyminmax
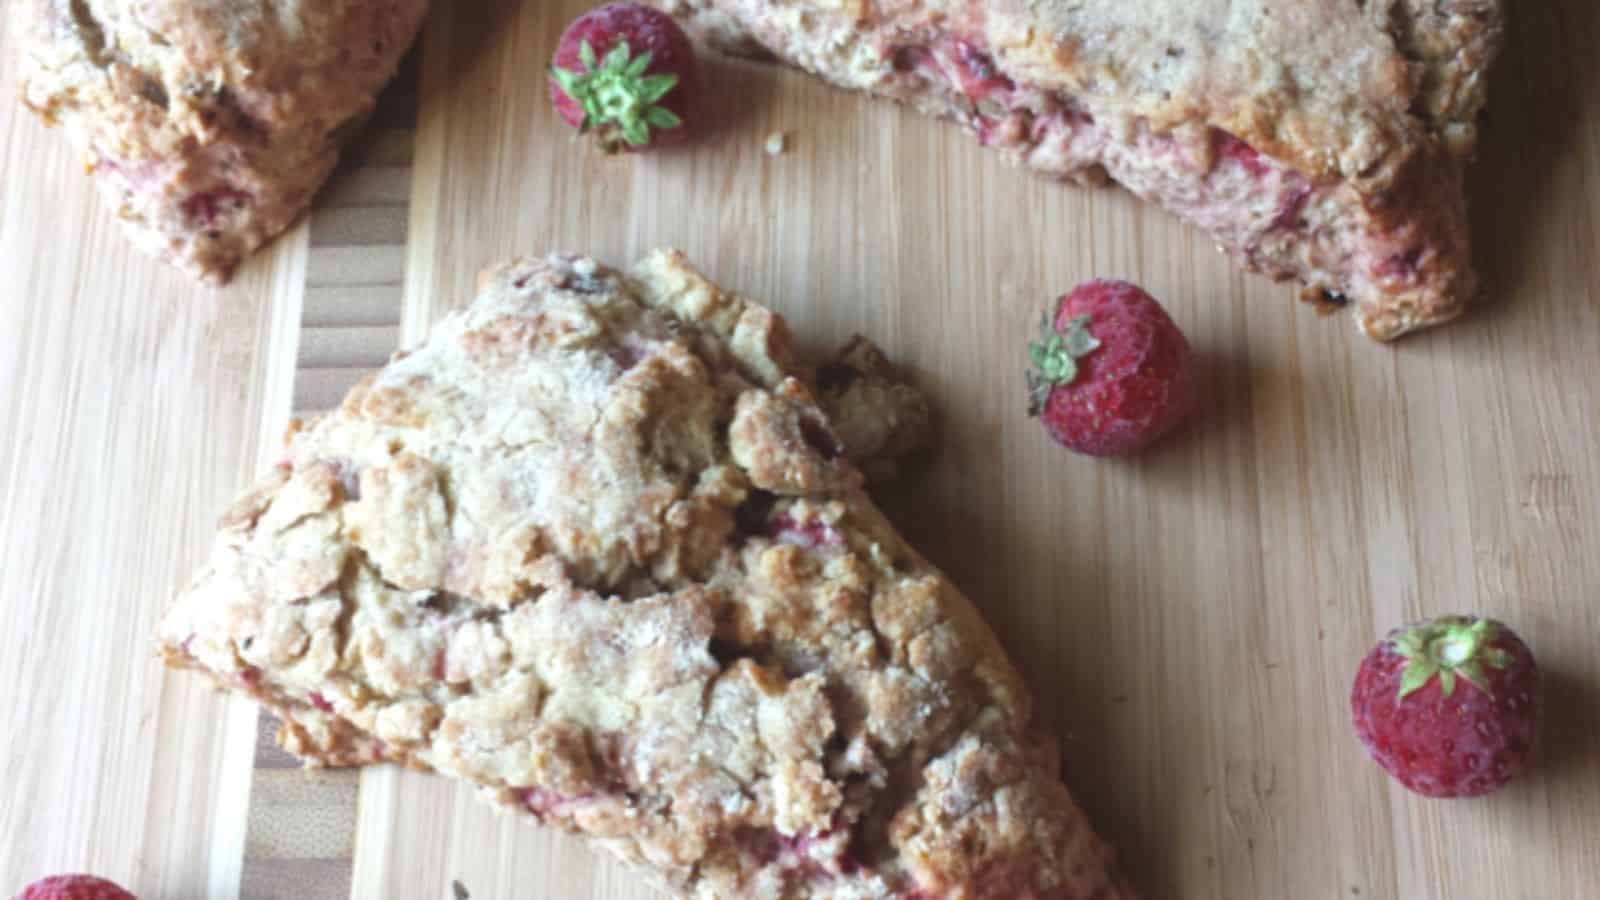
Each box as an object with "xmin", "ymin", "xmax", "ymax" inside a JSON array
[{"xmin": 765, "ymin": 131, "xmax": 787, "ymax": 156}]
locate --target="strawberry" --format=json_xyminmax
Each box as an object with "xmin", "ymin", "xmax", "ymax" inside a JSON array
[
  {"xmin": 1351, "ymin": 615, "xmax": 1541, "ymax": 798},
  {"xmin": 1026, "ymin": 279, "xmax": 1196, "ymax": 456},
  {"xmin": 12, "ymin": 875, "xmax": 135, "ymax": 900},
  {"xmin": 548, "ymin": 3, "xmax": 698, "ymax": 153}
]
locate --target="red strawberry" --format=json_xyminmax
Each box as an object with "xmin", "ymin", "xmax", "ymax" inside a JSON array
[
  {"xmin": 13, "ymin": 875, "xmax": 135, "ymax": 900},
  {"xmin": 1026, "ymin": 280, "xmax": 1196, "ymax": 456},
  {"xmin": 1351, "ymin": 615, "xmax": 1541, "ymax": 798},
  {"xmin": 548, "ymin": 3, "xmax": 698, "ymax": 152}
]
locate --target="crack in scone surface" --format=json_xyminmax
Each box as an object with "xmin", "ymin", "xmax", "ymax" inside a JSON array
[{"xmin": 159, "ymin": 251, "xmax": 1126, "ymax": 899}]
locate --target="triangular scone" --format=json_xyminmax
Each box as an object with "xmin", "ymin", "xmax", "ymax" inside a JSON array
[
  {"xmin": 14, "ymin": 0, "xmax": 428, "ymax": 282},
  {"xmin": 654, "ymin": 0, "xmax": 1503, "ymax": 340},
  {"xmin": 159, "ymin": 250, "xmax": 1132, "ymax": 899}
]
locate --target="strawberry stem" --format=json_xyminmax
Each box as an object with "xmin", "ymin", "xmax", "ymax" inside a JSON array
[
  {"xmin": 550, "ymin": 39, "xmax": 682, "ymax": 150},
  {"xmin": 1393, "ymin": 616, "xmax": 1507, "ymax": 701},
  {"xmin": 1025, "ymin": 311, "xmax": 1101, "ymax": 416}
]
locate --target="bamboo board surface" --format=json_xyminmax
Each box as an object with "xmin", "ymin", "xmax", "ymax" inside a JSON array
[{"xmin": 6, "ymin": 2, "xmax": 1600, "ymax": 898}]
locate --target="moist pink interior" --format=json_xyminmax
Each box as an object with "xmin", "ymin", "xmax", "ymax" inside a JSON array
[{"xmin": 884, "ymin": 33, "xmax": 1427, "ymax": 294}]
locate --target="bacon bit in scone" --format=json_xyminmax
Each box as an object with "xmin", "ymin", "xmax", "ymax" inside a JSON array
[{"xmin": 309, "ymin": 692, "xmax": 335, "ymax": 713}]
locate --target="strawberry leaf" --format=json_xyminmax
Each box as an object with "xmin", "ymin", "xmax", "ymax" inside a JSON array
[
  {"xmin": 625, "ymin": 51, "xmax": 654, "ymax": 78},
  {"xmin": 1392, "ymin": 616, "xmax": 1513, "ymax": 702},
  {"xmin": 603, "ymin": 40, "xmax": 632, "ymax": 72},
  {"xmin": 550, "ymin": 66, "xmax": 584, "ymax": 98},
  {"xmin": 1438, "ymin": 668, "xmax": 1457, "ymax": 697},
  {"xmin": 639, "ymin": 73, "xmax": 680, "ymax": 103},
  {"xmin": 553, "ymin": 36, "xmax": 685, "ymax": 151},
  {"xmin": 1398, "ymin": 660, "xmax": 1437, "ymax": 700},
  {"xmin": 1456, "ymin": 660, "xmax": 1492, "ymax": 695},
  {"xmin": 645, "ymin": 106, "xmax": 682, "ymax": 129},
  {"xmin": 1061, "ymin": 315, "xmax": 1101, "ymax": 357},
  {"xmin": 1392, "ymin": 630, "xmax": 1426, "ymax": 660},
  {"xmin": 1024, "ymin": 309, "xmax": 1101, "ymax": 415}
]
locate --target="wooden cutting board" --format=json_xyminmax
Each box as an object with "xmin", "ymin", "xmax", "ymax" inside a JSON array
[{"xmin": 6, "ymin": 2, "xmax": 1600, "ymax": 898}]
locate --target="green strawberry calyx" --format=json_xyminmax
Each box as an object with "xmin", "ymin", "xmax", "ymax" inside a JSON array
[
  {"xmin": 1392, "ymin": 616, "xmax": 1514, "ymax": 701},
  {"xmin": 1026, "ymin": 311, "xmax": 1101, "ymax": 416},
  {"xmin": 550, "ymin": 40, "xmax": 682, "ymax": 149}
]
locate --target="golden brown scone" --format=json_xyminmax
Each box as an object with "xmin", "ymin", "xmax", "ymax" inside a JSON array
[
  {"xmin": 815, "ymin": 335, "xmax": 934, "ymax": 482},
  {"xmin": 13, "ymin": 0, "xmax": 428, "ymax": 282},
  {"xmin": 653, "ymin": 0, "xmax": 1504, "ymax": 340},
  {"xmin": 158, "ymin": 250, "xmax": 1131, "ymax": 899}
]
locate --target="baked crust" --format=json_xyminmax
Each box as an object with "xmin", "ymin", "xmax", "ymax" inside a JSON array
[
  {"xmin": 656, "ymin": 0, "xmax": 1504, "ymax": 339},
  {"xmin": 13, "ymin": 0, "xmax": 428, "ymax": 282},
  {"xmin": 158, "ymin": 250, "xmax": 1129, "ymax": 899},
  {"xmin": 990, "ymin": 0, "xmax": 1499, "ymax": 185}
]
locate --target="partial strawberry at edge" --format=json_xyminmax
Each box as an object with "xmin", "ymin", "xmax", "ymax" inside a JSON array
[
  {"xmin": 548, "ymin": 3, "xmax": 698, "ymax": 153},
  {"xmin": 13, "ymin": 875, "xmax": 136, "ymax": 900},
  {"xmin": 1351, "ymin": 615, "xmax": 1541, "ymax": 799}
]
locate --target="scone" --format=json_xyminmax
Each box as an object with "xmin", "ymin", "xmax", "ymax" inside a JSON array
[
  {"xmin": 158, "ymin": 250, "xmax": 1132, "ymax": 899},
  {"xmin": 13, "ymin": 0, "xmax": 428, "ymax": 282},
  {"xmin": 654, "ymin": 0, "xmax": 1504, "ymax": 340}
]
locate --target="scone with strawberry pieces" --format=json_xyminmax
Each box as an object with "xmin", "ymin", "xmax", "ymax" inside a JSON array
[
  {"xmin": 653, "ymin": 0, "xmax": 1504, "ymax": 340},
  {"xmin": 14, "ymin": 0, "xmax": 428, "ymax": 282},
  {"xmin": 158, "ymin": 249, "xmax": 1132, "ymax": 899}
]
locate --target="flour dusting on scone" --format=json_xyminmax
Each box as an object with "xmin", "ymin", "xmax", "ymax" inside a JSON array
[
  {"xmin": 158, "ymin": 250, "xmax": 1131, "ymax": 899},
  {"xmin": 13, "ymin": 0, "xmax": 428, "ymax": 282},
  {"xmin": 652, "ymin": 0, "xmax": 1504, "ymax": 340}
]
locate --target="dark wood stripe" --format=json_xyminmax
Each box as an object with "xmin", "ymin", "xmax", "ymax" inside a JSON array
[{"xmin": 245, "ymin": 45, "xmax": 419, "ymax": 895}]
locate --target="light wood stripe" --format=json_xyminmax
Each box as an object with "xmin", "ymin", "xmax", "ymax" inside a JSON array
[{"xmin": 1, "ymin": 3, "xmax": 316, "ymax": 890}]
